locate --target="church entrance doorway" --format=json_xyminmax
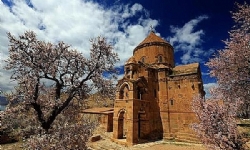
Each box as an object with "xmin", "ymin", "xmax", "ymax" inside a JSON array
[{"xmin": 118, "ymin": 111, "xmax": 127, "ymax": 139}]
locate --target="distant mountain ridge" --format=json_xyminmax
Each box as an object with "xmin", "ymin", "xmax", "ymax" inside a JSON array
[{"xmin": 0, "ymin": 96, "xmax": 8, "ymax": 105}]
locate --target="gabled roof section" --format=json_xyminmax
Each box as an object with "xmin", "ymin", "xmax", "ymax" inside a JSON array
[
  {"xmin": 82, "ymin": 107, "xmax": 114, "ymax": 114},
  {"xmin": 133, "ymin": 32, "xmax": 172, "ymax": 54},
  {"xmin": 171, "ymin": 63, "xmax": 199, "ymax": 76},
  {"xmin": 125, "ymin": 56, "xmax": 137, "ymax": 65}
]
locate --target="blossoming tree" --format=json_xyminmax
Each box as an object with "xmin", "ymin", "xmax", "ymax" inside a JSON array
[
  {"xmin": 207, "ymin": 2, "xmax": 250, "ymax": 118},
  {"xmin": 192, "ymin": 2, "xmax": 250, "ymax": 150},
  {"xmin": 1, "ymin": 31, "xmax": 119, "ymax": 149}
]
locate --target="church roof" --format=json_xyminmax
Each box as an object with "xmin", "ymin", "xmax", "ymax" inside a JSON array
[
  {"xmin": 133, "ymin": 32, "xmax": 171, "ymax": 53},
  {"xmin": 171, "ymin": 63, "xmax": 199, "ymax": 76},
  {"xmin": 138, "ymin": 32, "xmax": 167, "ymax": 46},
  {"xmin": 82, "ymin": 107, "xmax": 114, "ymax": 114},
  {"xmin": 125, "ymin": 56, "xmax": 137, "ymax": 65}
]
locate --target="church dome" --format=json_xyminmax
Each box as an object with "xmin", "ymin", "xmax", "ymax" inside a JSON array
[
  {"xmin": 132, "ymin": 31, "xmax": 174, "ymax": 67},
  {"xmin": 133, "ymin": 31, "xmax": 172, "ymax": 54}
]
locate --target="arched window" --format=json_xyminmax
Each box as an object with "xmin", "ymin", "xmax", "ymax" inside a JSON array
[
  {"xmin": 154, "ymin": 89, "xmax": 157, "ymax": 98},
  {"xmin": 119, "ymin": 84, "xmax": 129, "ymax": 99},
  {"xmin": 125, "ymin": 67, "xmax": 130, "ymax": 74},
  {"xmin": 137, "ymin": 87, "xmax": 143, "ymax": 100},
  {"xmin": 158, "ymin": 55, "xmax": 163, "ymax": 63},
  {"xmin": 141, "ymin": 56, "xmax": 145, "ymax": 63},
  {"xmin": 119, "ymin": 90, "xmax": 124, "ymax": 99},
  {"xmin": 170, "ymin": 99, "xmax": 174, "ymax": 105}
]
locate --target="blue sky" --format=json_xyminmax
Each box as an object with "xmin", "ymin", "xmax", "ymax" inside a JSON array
[{"xmin": 0, "ymin": 0, "xmax": 246, "ymax": 97}]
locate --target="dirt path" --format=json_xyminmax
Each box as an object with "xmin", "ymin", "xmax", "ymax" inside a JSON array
[
  {"xmin": 141, "ymin": 143, "xmax": 205, "ymax": 150},
  {"xmin": 88, "ymin": 140, "xmax": 206, "ymax": 150},
  {"xmin": 88, "ymin": 133, "xmax": 205, "ymax": 150}
]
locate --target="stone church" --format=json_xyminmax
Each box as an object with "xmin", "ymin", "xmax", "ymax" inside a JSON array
[{"xmin": 112, "ymin": 31, "xmax": 205, "ymax": 145}]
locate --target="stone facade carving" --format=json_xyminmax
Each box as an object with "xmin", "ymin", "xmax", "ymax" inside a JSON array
[{"xmin": 113, "ymin": 32, "xmax": 205, "ymax": 145}]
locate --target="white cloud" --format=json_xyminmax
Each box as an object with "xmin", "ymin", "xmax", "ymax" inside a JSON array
[
  {"xmin": 131, "ymin": 3, "xmax": 143, "ymax": 15},
  {"xmin": 169, "ymin": 15, "xmax": 208, "ymax": 45},
  {"xmin": 0, "ymin": 0, "xmax": 159, "ymax": 92},
  {"xmin": 203, "ymin": 82, "xmax": 217, "ymax": 98},
  {"xmin": 168, "ymin": 15, "xmax": 214, "ymax": 64},
  {"xmin": 120, "ymin": 3, "xmax": 143, "ymax": 18}
]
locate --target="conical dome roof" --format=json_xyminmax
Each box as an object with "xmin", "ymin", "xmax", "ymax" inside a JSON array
[{"xmin": 133, "ymin": 32, "xmax": 171, "ymax": 54}]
